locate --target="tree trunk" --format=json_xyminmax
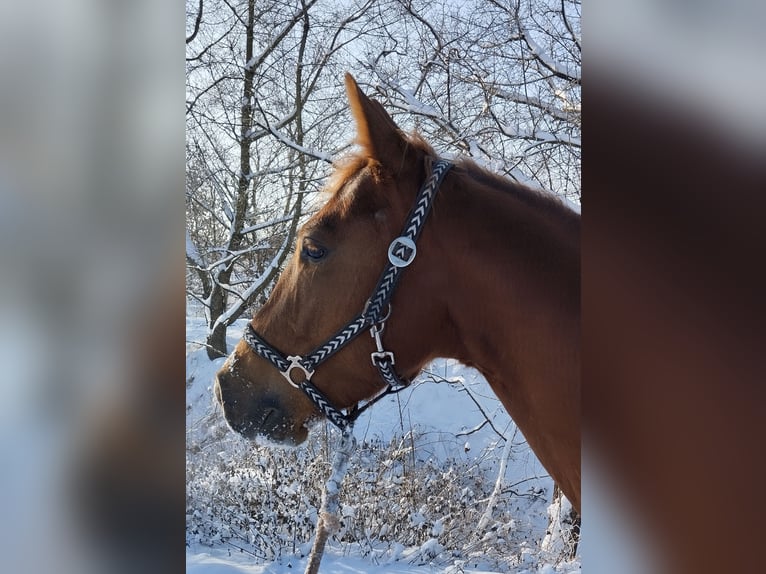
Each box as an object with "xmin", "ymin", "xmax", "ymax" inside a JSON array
[
  {"xmin": 205, "ymin": 322, "xmax": 228, "ymax": 360},
  {"xmin": 204, "ymin": 0, "xmax": 256, "ymax": 359}
]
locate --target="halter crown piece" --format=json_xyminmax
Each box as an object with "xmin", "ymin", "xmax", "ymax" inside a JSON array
[{"xmin": 242, "ymin": 159, "xmax": 453, "ymax": 430}]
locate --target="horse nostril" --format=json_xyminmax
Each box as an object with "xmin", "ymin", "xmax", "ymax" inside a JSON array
[
  {"xmin": 212, "ymin": 370, "xmax": 299, "ymax": 441},
  {"xmin": 260, "ymin": 407, "xmax": 276, "ymax": 428}
]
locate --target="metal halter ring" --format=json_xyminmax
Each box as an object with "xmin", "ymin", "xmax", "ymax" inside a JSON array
[{"xmin": 281, "ymin": 355, "xmax": 314, "ymax": 388}]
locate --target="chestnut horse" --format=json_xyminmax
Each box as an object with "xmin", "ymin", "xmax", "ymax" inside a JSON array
[{"xmin": 215, "ymin": 74, "xmax": 580, "ymax": 512}]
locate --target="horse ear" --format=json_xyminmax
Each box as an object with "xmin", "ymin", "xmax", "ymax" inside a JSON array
[{"xmin": 345, "ymin": 73, "xmax": 408, "ymax": 169}]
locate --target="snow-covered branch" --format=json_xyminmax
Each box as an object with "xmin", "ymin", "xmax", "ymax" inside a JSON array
[
  {"xmin": 210, "ymin": 230, "xmax": 292, "ymax": 332},
  {"xmin": 240, "ymin": 215, "xmax": 294, "ymax": 235},
  {"xmin": 519, "ymin": 21, "xmax": 581, "ymax": 84},
  {"xmin": 205, "ymin": 242, "xmax": 271, "ymax": 275},
  {"xmin": 492, "ymin": 88, "xmax": 577, "ymax": 123},
  {"xmin": 186, "ymin": 229, "xmax": 206, "ymax": 270},
  {"xmin": 474, "ymin": 436, "xmax": 514, "ymax": 535},
  {"xmin": 263, "ymin": 124, "xmax": 334, "ymax": 164},
  {"xmin": 493, "ymin": 114, "xmax": 581, "ymax": 148}
]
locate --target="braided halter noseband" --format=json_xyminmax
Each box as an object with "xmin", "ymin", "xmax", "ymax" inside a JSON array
[{"xmin": 241, "ymin": 159, "xmax": 453, "ymax": 430}]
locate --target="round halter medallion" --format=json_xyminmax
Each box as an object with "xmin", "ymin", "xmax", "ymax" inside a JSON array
[{"xmin": 387, "ymin": 236, "xmax": 417, "ymax": 267}]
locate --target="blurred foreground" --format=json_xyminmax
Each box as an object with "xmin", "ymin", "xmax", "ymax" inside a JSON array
[{"xmin": 0, "ymin": 1, "xmax": 764, "ymax": 573}]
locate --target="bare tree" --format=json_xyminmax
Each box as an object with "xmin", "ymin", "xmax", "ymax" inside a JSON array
[
  {"xmin": 186, "ymin": 0, "xmax": 375, "ymax": 358},
  {"xmin": 360, "ymin": 0, "xmax": 581, "ymax": 199}
]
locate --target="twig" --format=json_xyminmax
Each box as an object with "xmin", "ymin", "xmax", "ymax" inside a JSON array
[
  {"xmin": 185, "ymin": 339, "xmax": 224, "ymax": 353},
  {"xmin": 421, "ymin": 370, "xmax": 507, "ymax": 441},
  {"xmin": 474, "ymin": 436, "xmax": 513, "ymax": 538},
  {"xmin": 304, "ymin": 426, "xmax": 356, "ymax": 574},
  {"xmin": 224, "ymin": 540, "xmax": 263, "ymax": 560},
  {"xmin": 455, "ymin": 419, "xmax": 489, "ymax": 437}
]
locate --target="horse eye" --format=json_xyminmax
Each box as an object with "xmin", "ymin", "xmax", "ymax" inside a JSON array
[{"xmin": 302, "ymin": 241, "xmax": 326, "ymax": 261}]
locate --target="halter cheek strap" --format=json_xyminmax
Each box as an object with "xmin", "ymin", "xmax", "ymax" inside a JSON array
[{"xmin": 242, "ymin": 159, "xmax": 453, "ymax": 430}]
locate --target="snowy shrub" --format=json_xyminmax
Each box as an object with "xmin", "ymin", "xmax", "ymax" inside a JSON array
[
  {"xmin": 186, "ymin": 435, "xmax": 328, "ymax": 561},
  {"xmin": 186, "ymin": 343, "xmax": 578, "ymax": 571},
  {"xmin": 186, "ymin": 424, "xmax": 560, "ymax": 571}
]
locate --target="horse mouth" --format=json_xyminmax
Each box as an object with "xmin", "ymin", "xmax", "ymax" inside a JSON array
[
  {"xmin": 230, "ymin": 407, "xmax": 309, "ymax": 446},
  {"xmin": 253, "ymin": 422, "xmax": 308, "ymax": 446},
  {"xmin": 214, "ymin": 372, "xmax": 311, "ymax": 445}
]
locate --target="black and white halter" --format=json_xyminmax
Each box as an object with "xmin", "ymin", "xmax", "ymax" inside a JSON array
[{"xmin": 242, "ymin": 159, "xmax": 453, "ymax": 430}]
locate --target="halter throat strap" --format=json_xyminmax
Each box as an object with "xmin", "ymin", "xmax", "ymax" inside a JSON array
[{"xmin": 242, "ymin": 159, "xmax": 453, "ymax": 430}]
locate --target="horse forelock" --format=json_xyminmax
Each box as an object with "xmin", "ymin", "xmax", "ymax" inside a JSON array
[
  {"xmin": 327, "ymin": 131, "xmax": 435, "ymax": 193},
  {"xmin": 314, "ymin": 154, "xmax": 391, "ymax": 226}
]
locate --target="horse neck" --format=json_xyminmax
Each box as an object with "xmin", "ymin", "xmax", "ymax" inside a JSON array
[
  {"xmin": 434, "ymin": 168, "xmax": 580, "ymax": 337},
  {"xmin": 429, "ymin": 167, "xmax": 581, "ymax": 505}
]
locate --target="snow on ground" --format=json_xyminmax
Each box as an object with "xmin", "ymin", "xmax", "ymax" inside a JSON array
[
  {"xmin": 187, "ymin": 547, "xmax": 579, "ymax": 574},
  {"xmin": 187, "ymin": 307, "xmax": 580, "ymax": 573}
]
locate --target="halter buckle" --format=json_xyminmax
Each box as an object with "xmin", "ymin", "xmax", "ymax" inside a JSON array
[
  {"xmin": 371, "ymin": 350, "xmax": 395, "ymax": 366},
  {"xmin": 370, "ymin": 322, "xmax": 395, "ymax": 366},
  {"xmin": 282, "ymin": 355, "xmax": 314, "ymax": 388}
]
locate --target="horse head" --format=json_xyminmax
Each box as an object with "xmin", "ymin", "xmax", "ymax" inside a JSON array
[{"xmin": 215, "ymin": 75, "xmax": 450, "ymax": 443}]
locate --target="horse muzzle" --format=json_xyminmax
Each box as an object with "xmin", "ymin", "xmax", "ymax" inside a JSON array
[{"xmin": 214, "ymin": 371, "xmax": 309, "ymax": 445}]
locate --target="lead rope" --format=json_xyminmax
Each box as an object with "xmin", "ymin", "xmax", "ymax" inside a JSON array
[{"xmin": 304, "ymin": 424, "xmax": 357, "ymax": 574}]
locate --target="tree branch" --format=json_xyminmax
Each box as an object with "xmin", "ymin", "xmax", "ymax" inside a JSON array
[
  {"xmin": 561, "ymin": 0, "xmax": 581, "ymax": 52},
  {"xmin": 519, "ymin": 21, "xmax": 580, "ymax": 85},
  {"xmin": 186, "ymin": 0, "xmax": 204, "ymax": 45}
]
